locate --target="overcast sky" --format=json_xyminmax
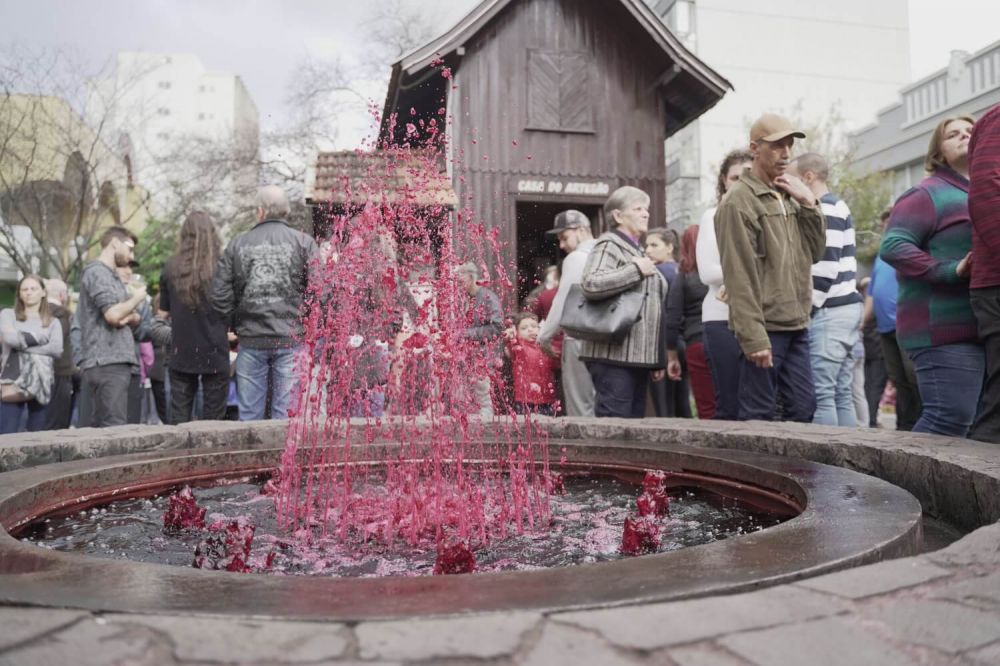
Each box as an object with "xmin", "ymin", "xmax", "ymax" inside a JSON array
[{"xmin": 2, "ymin": 0, "xmax": 998, "ymax": 148}]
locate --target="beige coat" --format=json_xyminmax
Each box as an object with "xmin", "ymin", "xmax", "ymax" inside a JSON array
[{"xmin": 579, "ymin": 230, "xmax": 667, "ymax": 368}]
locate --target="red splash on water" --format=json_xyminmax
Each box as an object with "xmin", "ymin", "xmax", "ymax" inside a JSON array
[
  {"xmin": 637, "ymin": 470, "xmax": 670, "ymax": 517},
  {"xmin": 163, "ymin": 486, "xmax": 206, "ymax": 531},
  {"xmin": 193, "ymin": 519, "xmax": 256, "ymax": 573},
  {"xmin": 621, "ymin": 516, "xmax": 660, "ymax": 555},
  {"xmin": 261, "ymin": 469, "xmax": 282, "ymax": 496},
  {"xmin": 434, "ymin": 539, "xmax": 477, "ymax": 575}
]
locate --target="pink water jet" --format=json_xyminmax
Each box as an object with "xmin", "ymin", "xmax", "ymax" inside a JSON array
[
  {"xmin": 275, "ymin": 77, "xmax": 552, "ymax": 562},
  {"xmin": 163, "ymin": 487, "xmax": 206, "ymax": 531},
  {"xmin": 433, "ymin": 539, "xmax": 477, "ymax": 575},
  {"xmin": 621, "ymin": 516, "xmax": 661, "ymax": 556}
]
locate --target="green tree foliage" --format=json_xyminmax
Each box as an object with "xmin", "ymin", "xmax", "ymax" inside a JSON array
[{"xmin": 134, "ymin": 218, "xmax": 178, "ymax": 296}]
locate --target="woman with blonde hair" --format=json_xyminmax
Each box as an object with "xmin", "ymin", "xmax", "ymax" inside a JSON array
[
  {"xmin": 880, "ymin": 115, "xmax": 982, "ymax": 437},
  {"xmin": 0, "ymin": 275, "xmax": 63, "ymax": 432}
]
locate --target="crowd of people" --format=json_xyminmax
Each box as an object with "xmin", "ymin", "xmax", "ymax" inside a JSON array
[
  {"xmin": 0, "ymin": 105, "xmax": 997, "ymax": 444},
  {"xmin": 501, "ymin": 107, "xmax": 1000, "ymax": 445}
]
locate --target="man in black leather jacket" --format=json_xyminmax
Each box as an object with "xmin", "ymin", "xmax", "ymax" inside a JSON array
[{"xmin": 211, "ymin": 186, "xmax": 318, "ymax": 420}]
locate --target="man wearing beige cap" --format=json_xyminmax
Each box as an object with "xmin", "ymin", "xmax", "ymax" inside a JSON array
[
  {"xmin": 715, "ymin": 113, "xmax": 827, "ymax": 422},
  {"xmin": 538, "ymin": 209, "xmax": 596, "ymax": 416}
]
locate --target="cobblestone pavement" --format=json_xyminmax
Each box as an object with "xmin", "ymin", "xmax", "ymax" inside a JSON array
[{"xmin": 1, "ymin": 418, "xmax": 999, "ymax": 665}]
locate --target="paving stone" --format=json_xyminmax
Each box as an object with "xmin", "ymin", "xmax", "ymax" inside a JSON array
[
  {"xmin": 356, "ymin": 612, "xmax": 540, "ymax": 661},
  {"xmin": 965, "ymin": 641, "xmax": 1000, "ymax": 665},
  {"xmin": 928, "ymin": 522, "xmax": 1000, "ymax": 567},
  {"xmin": 0, "ymin": 607, "xmax": 88, "ymax": 651},
  {"xmin": 862, "ymin": 599, "xmax": 1000, "ymax": 654},
  {"xmin": 520, "ymin": 623, "xmax": 639, "ymax": 666},
  {"xmin": 719, "ymin": 616, "xmax": 913, "ymax": 666},
  {"xmin": 794, "ymin": 558, "xmax": 950, "ymax": 599},
  {"xmin": 553, "ymin": 586, "xmax": 848, "ymax": 650},
  {"xmin": 928, "ymin": 572, "xmax": 1000, "ymax": 610},
  {"xmin": 0, "ymin": 617, "xmax": 161, "ymax": 666},
  {"xmin": 112, "ymin": 614, "xmax": 349, "ymax": 663},
  {"xmin": 668, "ymin": 644, "xmax": 752, "ymax": 666}
]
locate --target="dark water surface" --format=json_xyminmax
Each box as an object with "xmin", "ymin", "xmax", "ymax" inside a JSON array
[{"xmin": 19, "ymin": 474, "xmax": 785, "ymax": 576}]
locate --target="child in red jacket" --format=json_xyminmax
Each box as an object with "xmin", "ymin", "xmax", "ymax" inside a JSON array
[{"xmin": 506, "ymin": 312, "xmax": 560, "ymax": 416}]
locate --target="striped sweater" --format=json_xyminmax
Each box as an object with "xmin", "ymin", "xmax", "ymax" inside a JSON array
[
  {"xmin": 811, "ymin": 192, "xmax": 862, "ymax": 310},
  {"xmin": 879, "ymin": 167, "xmax": 976, "ymax": 350},
  {"xmin": 969, "ymin": 102, "xmax": 1000, "ymax": 289},
  {"xmin": 579, "ymin": 230, "xmax": 667, "ymax": 368}
]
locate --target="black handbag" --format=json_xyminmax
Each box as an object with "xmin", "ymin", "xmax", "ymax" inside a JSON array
[
  {"xmin": 559, "ymin": 284, "xmax": 645, "ymax": 344},
  {"xmin": 0, "ymin": 349, "xmax": 20, "ymax": 382}
]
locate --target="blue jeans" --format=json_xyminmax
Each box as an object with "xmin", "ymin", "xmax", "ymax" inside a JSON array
[
  {"xmin": 703, "ymin": 321, "xmax": 742, "ymax": 420},
  {"xmin": 738, "ymin": 329, "xmax": 816, "ymax": 422},
  {"xmin": 235, "ymin": 346, "xmax": 300, "ymax": 421},
  {"xmin": 909, "ymin": 343, "xmax": 985, "ymax": 438},
  {"xmin": 0, "ymin": 399, "xmax": 47, "ymax": 434},
  {"xmin": 809, "ymin": 302, "xmax": 863, "ymax": 426}
]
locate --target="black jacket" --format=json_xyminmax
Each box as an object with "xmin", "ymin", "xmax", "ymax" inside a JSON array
[
  {"xmin": 665, "ymin": 270, "xmax": 709, "ymax": 350},
  {"xmin": 210, "ymin": 219, "xmax": 318, "ymax": 349}
]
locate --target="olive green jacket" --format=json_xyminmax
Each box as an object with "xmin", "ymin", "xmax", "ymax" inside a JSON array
[{"xmin": 714, "ymin": 170, "xmax": 826, "ymax": 355}]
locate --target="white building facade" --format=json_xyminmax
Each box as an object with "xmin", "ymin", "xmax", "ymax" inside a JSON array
[
  {"xmin": 850, "ymin": 40, "xmax": 1000, "ymax": 198},
  {"xmin": 646, "ymin": 0, "xmax": 911, "ymax": 227},
  {"xmin": 90, "ymin": 52, "xmax": 260, "ymax": 218}
]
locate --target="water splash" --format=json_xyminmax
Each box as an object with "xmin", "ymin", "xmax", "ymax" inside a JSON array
[{"xmin": 275, "ymin": 80, "xmax": 552, "ymax": 561}]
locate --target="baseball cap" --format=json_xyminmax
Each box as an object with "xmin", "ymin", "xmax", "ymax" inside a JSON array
[
  {"xmin": 545, "ymin": 209, "xmax": 591, "ymax": 236},
  {"xmin": 750, "ymin": 113, "xmax": 806, "ymax": 143}
]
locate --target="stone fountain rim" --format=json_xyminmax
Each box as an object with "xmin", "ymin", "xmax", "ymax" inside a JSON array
[{"xmin": 0, "ymin": 433, "xmax": 922, "ymax": 620}]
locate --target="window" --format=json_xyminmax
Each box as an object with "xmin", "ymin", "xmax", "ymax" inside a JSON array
[
  {"xmin": 526, "ymin": 49, "xmax": 594, "ymax": 133},
  {"xmin": 198, "ymin": 113, "xmax": 206, "ymax": 120},
  {"xmin": 157, "ymin": 108, "xmax": 170, "ymax": 116},
  {"xmin": 158, "ymin": 81, "xmax": 171, "ymax": 89}
]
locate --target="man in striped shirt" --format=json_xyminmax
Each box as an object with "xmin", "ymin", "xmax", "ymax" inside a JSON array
[{"xmin": 789, "ymin": 153, "xmax": 863, "ymax": 426}]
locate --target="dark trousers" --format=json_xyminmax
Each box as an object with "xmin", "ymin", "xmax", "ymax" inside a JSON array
[
  {"xmin": 80, "ymin": 364, "xmax": 131, "ymax": 427},
  {"xmin": 151, "ymin": 378, "xmax": 167, "ymax": 424},
  {"xmin": 879, "ymin": 332, "xmax": 921, "ymax": 431},
  {"xmin": 169, "ymin": 369, "xmax": 229, "ymax": 424},
  {"xmin": 587, "ymin": 361, "xmax": 650, "ymax": 419},
  {"xmin": 703, "ymin": 321, "xmax": 742, "ymax": 420},
  {"xmin": 43, "ymin": 374, "xmax": 75, "ymax": 430},
  {"xmin": 650, "ymin": 347, "xmax": 691, "ymax": 418},
  {"xmin": 0, "ymin": 400, "xmax": 47, "ymax": 433},
  {"xmin": 864, "ymin": 357, "xmax": 888, "ymax": 428},
  {"xmin": 971, "ymin": 287, "xmax": 1000, "ymax": 443},
  {"xmin": 127, "ymin": 374, "xmax": 141, "ymax": 424},
  {"xmin": 738, "ymin": 329, "xmax": 816, "ymax": 422}
]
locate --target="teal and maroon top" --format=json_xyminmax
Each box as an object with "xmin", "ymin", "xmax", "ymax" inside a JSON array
[{"xmin": 879, "ymin": 167, "xmax": 975, "ymax": 350}]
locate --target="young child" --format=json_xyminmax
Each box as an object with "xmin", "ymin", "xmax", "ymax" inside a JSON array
[{"xmin": 506, "ymin": 312, "xmax": 559, "ymax": 416}]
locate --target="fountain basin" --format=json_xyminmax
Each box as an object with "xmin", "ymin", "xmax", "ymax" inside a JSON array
[{"xmin": 0, "ymin": 438, "xmax": 921, "ymax": 619}]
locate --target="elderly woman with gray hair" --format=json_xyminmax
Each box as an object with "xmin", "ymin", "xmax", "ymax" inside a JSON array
[{"xmin": 579, "ymin": 186, "xmax": 668, "ymax": 418}]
